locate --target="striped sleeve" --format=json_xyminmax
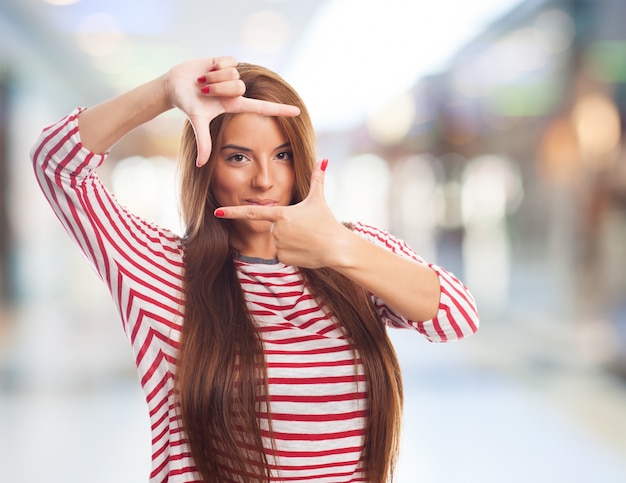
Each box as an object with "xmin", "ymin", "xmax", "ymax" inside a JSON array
[
  {"xmin": 353, "ymin": 222, "xmax": 479, "ymax": 342},
  {"xmin": 31, "ymin": 109, "xmax": 191, "ymax": 481},
  {"xmin": 30, "ymin": 108, "xmax": 185, "ymax": 343}
]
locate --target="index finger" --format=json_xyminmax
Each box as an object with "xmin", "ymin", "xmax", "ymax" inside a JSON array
[
  {"xmin": 214, "ymin": 205, "xmax": 282, "ymax": 221},
  {"xmin": 236, "ymin": 97, "xmax": 300, "ymax": 117}
]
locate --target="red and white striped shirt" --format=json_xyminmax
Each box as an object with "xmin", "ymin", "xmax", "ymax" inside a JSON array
[{"xmin": 31, "ymin": 109, "xmax": 479, "ymax": 482}]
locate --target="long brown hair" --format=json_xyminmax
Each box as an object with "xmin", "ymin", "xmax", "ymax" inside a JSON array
[{"xmin": 175, "ymin": 63, "xmax": 403, "ymax": 482}]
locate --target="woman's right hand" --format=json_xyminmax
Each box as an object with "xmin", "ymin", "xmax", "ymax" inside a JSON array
[{"xmin": 164, "ymin": 56, "xmax": 300, "ymax": 167}]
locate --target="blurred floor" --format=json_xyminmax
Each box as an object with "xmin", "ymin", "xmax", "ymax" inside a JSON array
[
  {"xmin": 391, "ymin": 316, "xmax": 626, "ymax": 483},
  {"xmin": 1, "ymin": 306, "xmax": 626, "ymax": 483}
]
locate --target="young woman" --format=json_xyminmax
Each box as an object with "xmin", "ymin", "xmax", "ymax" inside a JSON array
[{"xmin": 31, "ymin": 57, "xmax": 479, "ymax": 482}]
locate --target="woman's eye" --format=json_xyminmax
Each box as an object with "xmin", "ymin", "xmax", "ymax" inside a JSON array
[
  {"xmin": 276, "ymin": 151, "xmax": 293, "ymax": 161},
  {"xmin": 227, "ymin": 153, "xmax": 247, "ymax": 163}
]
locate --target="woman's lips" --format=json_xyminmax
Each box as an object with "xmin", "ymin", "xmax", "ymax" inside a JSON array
[{"xmin": 245, "ymin": 199, "xmax": 277, "ymax": 206}]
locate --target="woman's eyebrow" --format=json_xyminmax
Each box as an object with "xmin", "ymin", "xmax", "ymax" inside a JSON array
[
  {"xmin": 220, "ymin": 142, "xmax": 291, "ymax": 152},
  {"xmin": 221, "ymin": 144, "xmax": 252, "ymax": 152}
]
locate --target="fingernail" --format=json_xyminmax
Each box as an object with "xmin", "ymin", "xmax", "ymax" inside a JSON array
[
  {"xmin": 210, "ymin": 66, "xmax": 217, "ymax": 72},
  {"xmin": 214, "ymin": 209, "xmax": 225, "ymax": 217},
  {"xmin": 197, "ymin": 75, "xmax": 206, "ymax": 83},
  {"xmin": 201, "ymin": 85, "xmax": 210, "ymax": 94},
  {"xmin": 321, "ymin": 159, "xmax": 328, "ymax": 171}
]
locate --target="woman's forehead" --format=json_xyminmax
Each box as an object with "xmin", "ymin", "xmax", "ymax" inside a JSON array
[{"xmin": 221, "ymin": 114, "xmax": 287, "ymax": 142}]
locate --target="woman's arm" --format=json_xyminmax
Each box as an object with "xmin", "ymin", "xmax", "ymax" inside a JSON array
[
  {"xmin": 77, "ymin": 75, "xmax": 172, "ymax": 154},
  {"xmin": 343, "ymin": 222, "xmax": 479, "ymax": 341},
  {"xmin": 329, "ymin": 227, "xmax": 441, "ymax": 322}
]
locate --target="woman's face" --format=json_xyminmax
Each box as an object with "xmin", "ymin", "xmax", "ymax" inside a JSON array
[{"xmin": 212, "ymin": 113, "xmax": 295, "ymax": 250}]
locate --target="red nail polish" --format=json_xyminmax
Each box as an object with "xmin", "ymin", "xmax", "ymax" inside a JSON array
[
  {"xmin": 210, "ymin": 66, "xmax": 217, "ymax": 72},
  {"xmin": 214, "ymin": 209, "xmax": 225, "ymax": 217},
  {"xmin": 201, "ymin": 85, "xmax": 210, "ymax": 94},
  {"xmin": 197, "ymin": 75, "xmax": 206, "ymax": 83},
  {"xmin": 321, "ymin": 159, "xmax": 328, "ymax": 171}
]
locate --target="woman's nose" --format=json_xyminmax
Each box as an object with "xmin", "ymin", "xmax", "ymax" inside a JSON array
[{"xmin": 251, "ymin": 161, "xmax": 274, "ymax": 190}]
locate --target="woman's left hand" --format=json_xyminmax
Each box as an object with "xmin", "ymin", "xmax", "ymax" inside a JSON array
[
  {"xmin": 167, "ymin": 57, "xmax": 301, "ymax": 167},
  {"xmin": 214, "ymin": 159, "xmax": 349, "ymax": 268}
]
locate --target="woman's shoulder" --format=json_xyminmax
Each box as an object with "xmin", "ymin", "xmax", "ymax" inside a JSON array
[
  {"xmin": 348, "ymin": 221, "xmax": 419, "ymax": 259},
  {"xmin": 347, "ymin": 221, "xmax": 394, "ymax": 243}
]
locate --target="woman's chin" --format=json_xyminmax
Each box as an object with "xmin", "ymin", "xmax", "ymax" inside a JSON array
[{"xmin": 231, "ymin": 218, "xmax": 273, "ymax": 236}]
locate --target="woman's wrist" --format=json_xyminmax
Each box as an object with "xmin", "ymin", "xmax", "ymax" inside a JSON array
[
  {"xmin": 159, "ymin": 71, "xmax": 178, "ymax": 112},
  {"xmin": 324, "ymin": 226, "xmax": 365, "ymax": 271}
]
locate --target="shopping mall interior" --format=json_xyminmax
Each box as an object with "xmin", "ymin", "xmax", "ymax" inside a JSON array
[{"xmin": 1, "ymin": 0, "xmax": 626, "ymax": 481}]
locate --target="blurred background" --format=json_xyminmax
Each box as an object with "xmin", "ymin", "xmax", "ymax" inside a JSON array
[{"xmin": 1, "ymin": 0, "xmax": 626, "ymax": 481}]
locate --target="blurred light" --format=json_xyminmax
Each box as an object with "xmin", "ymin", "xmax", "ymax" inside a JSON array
[
  {"xmin": 572, "ymin": 93, "xmax": 621, "ymax": 167},
  {"xmin": 453, "ymin": 26, "xmax": 553, "ymax": 93},
  {"xmin": 441, "ymin": 102, "xmax": 479, "ymax": 145},
  {"xmin": 502, "ymin": 28, "xmax": 551, "ymax": 75},
  {"xmin": 111, "ymin": 156, "xmax": 159, "ymax": 212},
  {"xmin": 285, "ymin": 0, "xmax": 522, "ymax": 131},
  {"xmin": 392, "ymin": 155, "xmax": 443, "ymax": 261},
  {"xmin": 451, "ymin": 64, "xmax": 491, "ymax": 99},
  {"xmin": 440, "ymin": 180, "xmax": 464, "ymax": 230},
  {"xmin": 333, "ymin": 154, "xmax": 391, "ymax": 228},
  {"xmin": 46, "ymin": 0, "xmax": 173, "ymax": 35},
  {"xmin": 487, "ymin": 82, "xmax": 559, "ymax": 117},
  {"xmin": 75, "ymin": 13, "xmax": 128, "ymax": 57},
  {"xmin": 575, "ymin": 318, "xmax": 622, "ymax": 366},
  {"xmin": 537, "ymin": 116, "xmax": 580, "ymax": 185},
  {"xmin": 241, "ymin": 10, "xmax": 291, "ymax": 54},
  {"xmin": 111, "ymin": 156, "xmax": 182, "ymax": 234},
  {"xmin": 366, "ymin": 92, "xmax": 415, "ymax": 145},
  {"xmin": 463, "ymin": 223, "xmax": 510, "ymax": 315},
  {"xmin": 461, "ymin": 155, "xmax": 520, "ymax": 315},
  {"xmin": 452, "ymin": 22, "xmax": 562, "ymax": 119},
  {"xmin": 481, "ymin": 108, "xmax": 521, "ymax": 131},
  {"xmin": 587, "ymin": 41, "xmax": 626, "ymax": 83},
  {"xmin": 90, "ymin": 47, "xmax": 135, "ymax": 75},
  {"xmin": 323, "ymin": 169, "xmax": 338, "ymax": 208},
  {"xmin": 97, "ymin": 44, "xmax": 188, "ymax": 92},
  {"xmin": 534, "ymin": 9, "xmax": 575, "ymax": 54},
  {"xmin": 412, "ymin": 85, "xmax": 437, "ymax": 125},
  {"xmin": 461, "ymin": 155, "xmax": 523, "ymax": 225},
  {"xmin": 44, "ymin": 0, "xmax": 81, "ymax": 5}
]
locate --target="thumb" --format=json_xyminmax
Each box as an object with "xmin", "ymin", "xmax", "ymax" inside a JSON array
[
  {"xmin": 306, "ymin": 158, "xmax": 328, "ymax": 200},
  {"xmin": 188, "ymin": 115, "xmax": 213, "ymax": 167}
]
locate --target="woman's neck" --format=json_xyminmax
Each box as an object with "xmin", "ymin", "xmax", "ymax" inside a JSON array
[{"xmin": 230, "ymin": 231, "xmax": 277, "ymax": 260}]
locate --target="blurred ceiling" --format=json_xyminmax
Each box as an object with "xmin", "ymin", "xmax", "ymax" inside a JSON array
[
  {"xmin": 0, "ymin": 0, "xmax": 525, "ymax": 130},
  {"xmin": 0, "ymin": 0, "xmax": 326, "ymax": 99}
]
